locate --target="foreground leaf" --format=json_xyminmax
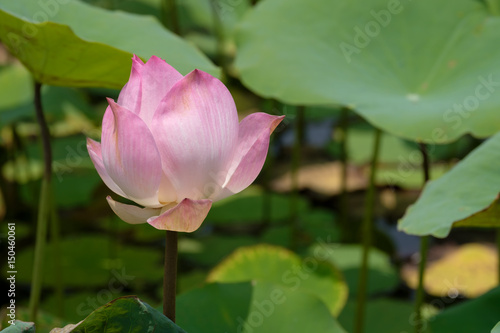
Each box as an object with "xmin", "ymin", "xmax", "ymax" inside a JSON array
[
  {"xmin": 1, "ymin": 321, "xmax": 35, "ymax": 332},
  {"xmin": 492, "ymin": 321, "xmax": 500, "ymax": 333},
  {"xmin": 399, "ymin": 132, "xmax": 500, "ymax": 237},
  {"xmin": 0, "ymin": 0, "xmax": 218, "ymax": 88},
  {"xmin": 72, "ymin": 296, "xmax": 186, "ymax": 332}
]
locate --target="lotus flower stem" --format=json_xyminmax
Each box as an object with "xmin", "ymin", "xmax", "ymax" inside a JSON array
[
  {"xmin": 415, "ymin": 235, "xmax": 429, "ymax": 333},
  {"xmin": 50, "ymin": 195, "xmax": 64, "ymax": 318},
  {"xmin": 164, "ymin": 0, "xmax": 181, "ymax": 35},
  {"xmin": 338, "ymin": 107, "xmax": 349, "ymax": 241},
  {"xmin": 419, "ymin": 143, "xmax": 430, "ymax": 182},
  {"xmin": 354, "ymin": 128, "xmax": 381, "ymax": 333},
  {"xmin": 163, "ymin": 230, "xmax": 178, "ymax": 321},
  {"xmin": 29, "ymin": 81, "xmax": 53, "ymax": 321},
  {"xmin": 414, "ymin": 143, "xmax": 431, "ymax": 333},
  {"xmin": 261, "ymin": 143, "xmax": 274, "ymax": 232},
  {"xmin": 291, "ymin": 105, "xmax": 305, "ymax": 248}
]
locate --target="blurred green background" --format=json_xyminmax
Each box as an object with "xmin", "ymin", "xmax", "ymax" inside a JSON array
[{"xmin": 1, "ymin": 0, "xmax": 500, "ymax": 332}]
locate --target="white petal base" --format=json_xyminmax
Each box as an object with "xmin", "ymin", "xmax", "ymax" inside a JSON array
[{"xmin": 107, "ymin": 196, "xmax": 160, "ymax": 224}]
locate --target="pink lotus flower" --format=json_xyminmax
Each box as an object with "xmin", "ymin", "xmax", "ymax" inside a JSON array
[{"xmin": 87, "ymin": 55, "xmax": 283, "ymax": 232}]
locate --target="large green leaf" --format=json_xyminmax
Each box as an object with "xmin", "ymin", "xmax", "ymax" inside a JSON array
[
  {"xmin": 207, "ymin": 244, "xmax": 348, "ymax": 316},
  {"xmin": 73, "ymin": 296, "xmax": 186, "ymax": 332},
  {"xmin": 427, "ymin": 286, "xmax": 500, "ymax": 333},
  {"xmin": 398, "ymin": 132, "xmax": 500, "ymax": 237},
  {"xmin": 235, "ymin": 0, "xmax": 500, "ymax": 143},
  {"xmin": 177, "ymin": 281, "xmax": 346, "ymax": 333},
  {"xmin": 0, "ymin": 0, "xmax": 219, "ymax": 88}
]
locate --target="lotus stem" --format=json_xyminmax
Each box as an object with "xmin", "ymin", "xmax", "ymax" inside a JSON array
[
  {"xmin": 415, "ymin": 235, "xmax": 429, "ymax": 333},
  {"xmin": 165, "ymin": 0, "xmax": 181, "ymax": 35},
  {"xmin": 163, "ymin": 230, "xmax": 178, "ymax": 321},
  {"xmin": 338, "ymin": 107, "xmax": 349, "ymax": 241},
  {"xmin": 262, "ymin": 145, "xmax": 273, "ymax": 230},
  {"xmin": 50, "ymin": 194, "xmax": 64, "ymax": 318},
  {"xmin": 414, "ymin": 142, "xmax": 431, "ymax": 333},
  {"xmin": 291, "ymin": 105, "xmax": 305, "ymax": 248},
  {"xmin": 354, "ymin": 128, "xmax": 381, "ymax": 333},
  {"xmin": 29, "ymin": 81, "xmax": 53, "ymax": 322}
]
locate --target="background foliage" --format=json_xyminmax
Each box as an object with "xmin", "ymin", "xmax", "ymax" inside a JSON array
[{"xmin": 0, "ymin": 0, "xmax": 499, "ymax": 332}]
